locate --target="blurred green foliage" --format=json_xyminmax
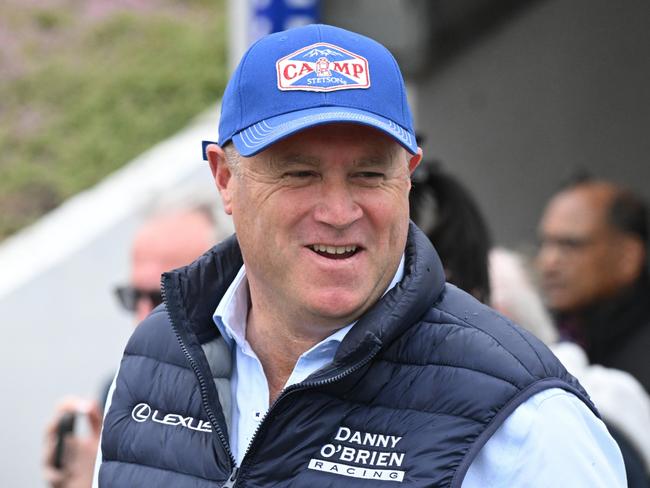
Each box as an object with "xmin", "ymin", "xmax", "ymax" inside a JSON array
[{"xmin": 0, "ymin": 1, "xmax": 227, "ymax": 240}]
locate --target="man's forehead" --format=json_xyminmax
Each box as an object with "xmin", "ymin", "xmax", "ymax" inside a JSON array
[{"xmin": 542, "ymin": 185, "xmax": 614, "ymax": 234}]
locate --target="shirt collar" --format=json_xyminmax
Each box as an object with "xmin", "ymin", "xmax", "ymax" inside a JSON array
[{"xmin": 213, "ymin": 265, "xmax": 249, "ymax": 351}]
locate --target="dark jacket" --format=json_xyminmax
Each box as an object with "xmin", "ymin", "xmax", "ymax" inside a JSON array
[
  {"xmin": 100, "ymin": 224, "xmax": 595, "ymax": 487},
  {"xmin": 557, "ymin": 281, "xmax": 650, "ymax": 394}
]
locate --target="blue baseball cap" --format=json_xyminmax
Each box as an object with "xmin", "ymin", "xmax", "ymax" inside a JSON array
[{"xmin": 210, "ymin": 24, "xmax": 417, "ymax": 158}]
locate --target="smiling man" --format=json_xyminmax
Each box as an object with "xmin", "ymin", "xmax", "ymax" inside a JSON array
[{"xmin": 97, "ymin": 25, "xmax": 625, "ymax": 487}]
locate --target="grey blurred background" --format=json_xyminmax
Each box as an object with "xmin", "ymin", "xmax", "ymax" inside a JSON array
[{"xmin": 325, "ymin": 0, "xmax": 650, "ymax": 247}]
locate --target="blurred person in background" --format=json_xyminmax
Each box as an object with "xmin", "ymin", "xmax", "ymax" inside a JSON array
[
  {"xmin": 536, "ymin": 176, "xmax": 650, "ymax": 393},
  {"xmin": 409, "ymin": 160, "xmax": 491, "ymax": 303},
  {"xmin": 410, "ymin": 163, "xmax": 649, "ymax": 485},
  {"xmin": 43, "ymin": 204, "xmax": 219, "ymax": 488},
  {"xmin": 491, "ymin": 247, "xmax": 650, "ymax": 487}
]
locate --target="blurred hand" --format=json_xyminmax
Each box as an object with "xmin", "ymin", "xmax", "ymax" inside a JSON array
[{"xmin": 43, "ymin": 397, "xmax": 102, "ymax": 488}]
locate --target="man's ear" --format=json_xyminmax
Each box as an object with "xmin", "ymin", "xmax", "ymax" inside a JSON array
[
  {"xmin": 617, "ymin": 236, "xmax": 645, "ymax": 284},
  {"xmin": 408, "ymin": 147, "xmax": 423, "ymax": 175},
  {"xmin": 206, "ymin": 143, "xmax": 234, "ymax": 215}
]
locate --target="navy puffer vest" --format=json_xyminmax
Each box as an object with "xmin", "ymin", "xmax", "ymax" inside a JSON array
[{"xmin": 100, "ymin": 223, "xmax": 596, "ymax": 487}]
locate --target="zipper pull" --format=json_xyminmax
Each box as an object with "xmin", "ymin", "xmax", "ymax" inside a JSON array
[{"xmin": 222, "ymin": 466, "xmax": 239, "ymax": 488}]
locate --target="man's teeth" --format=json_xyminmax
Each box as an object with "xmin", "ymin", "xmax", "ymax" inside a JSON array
[{"xmin": 312, "ymin": 244, "xmax": 357, "ymax": 255}]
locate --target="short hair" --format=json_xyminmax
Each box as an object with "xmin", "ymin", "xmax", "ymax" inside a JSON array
[
  {"xmin": 223, "ymin": 142, "xmax": 241, "ymax": 176},
  {"xmin": 143, "ymin": 191, "xmax": 232, "ymax": 244},
  {"xmin": 609, "ymin": 190, "xmax": 649, "ymax": 246},
  {"xmin": 410, "ymin": 161, "xmax": 492, "ymax": 303}
]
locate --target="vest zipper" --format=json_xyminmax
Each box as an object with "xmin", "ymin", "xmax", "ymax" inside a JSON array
[
  {"xmin": 221, "ymin": 466, "xmax": 239, "ymax": 488},
  {"xmin": 161, "ymin": 277, "xmax": 237, "ymax": 478},
  {"xmin": 235, "ymin": 341, "xmax": 382, "ymax": 485}
]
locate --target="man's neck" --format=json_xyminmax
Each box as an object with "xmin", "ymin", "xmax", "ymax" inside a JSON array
[
  {"xmin": 245, "ymin": 304, "xmax": 343, "ymax": 403},
  {"xmin": 554, "ymin": 279, "xmax": 650, "ymax": 356},
  {"xmin": 238, "ymin": 254, "xmax": 405, "ymax": 402},
  {"xmin": 556, "ymin": 280, "xmax": 649, "ymax": 323}
]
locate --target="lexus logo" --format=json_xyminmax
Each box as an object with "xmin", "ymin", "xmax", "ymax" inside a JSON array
[
  {"xmin": 132, "ymin": 403, "xmax": 152, "ymax": 422},
  {"xmin": 129, "ymin": 402, "xmax": 212, "ymax": 433}
]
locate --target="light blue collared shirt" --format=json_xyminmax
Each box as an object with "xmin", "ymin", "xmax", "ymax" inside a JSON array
[{"xmin": 212, "ymin": 260, "xmax": 626, "ymax": 486}]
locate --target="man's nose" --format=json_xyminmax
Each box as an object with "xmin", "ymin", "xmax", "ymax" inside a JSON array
[
  {"xmin": 313, "ymin": 179, "xmax": 363, "ymax": 229},
  {"xmin": 536, "ymin": 242, "xmax": 562, "ymax": 273}
]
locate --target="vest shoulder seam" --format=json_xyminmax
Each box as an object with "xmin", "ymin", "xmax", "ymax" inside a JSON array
[
  {"xmin": 419, "ymin": 314, "xmax": 538, "ymax": 380},
  {"xmin": 376, "ymin": 357, "xmax": 527, "ymax": 390}
]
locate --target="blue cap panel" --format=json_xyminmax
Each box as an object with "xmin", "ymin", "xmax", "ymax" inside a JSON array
[{"xmin": 217, "ymin": 24, "xmax": 416, "ymax": 156}]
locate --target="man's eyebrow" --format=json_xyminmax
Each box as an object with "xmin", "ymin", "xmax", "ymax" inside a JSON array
[
  {"xmin": 352, "ymin": 156, "xmax": 394, "ymax": 168},
  {"xmin": 353, "ymin": 146, "xmax": 406, "ymax": 170},
  {"xmin": 267, "ymin": 153, "xmax": 320, "ymax": 170}
]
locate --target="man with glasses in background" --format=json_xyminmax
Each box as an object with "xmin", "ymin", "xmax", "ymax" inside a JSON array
[
  {"xmin": 43, "ymin": 205, "xmax": 219, "ymax": 488},
  {"xmin": 537, "ymin": 176, "xmax": 650, "ymax": 393}
]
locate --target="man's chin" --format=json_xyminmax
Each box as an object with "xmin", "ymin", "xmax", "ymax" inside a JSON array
[
  {"xmin": 542, "ymin": 287, "xmax": 568, "ymax": 309},
  {"xmin": 307, "ymin": 293, "xmax": 372, "ymax": 325},
  {"xmin": 546, "ymin": 296, "xmax": 580, "ymax": 315}
]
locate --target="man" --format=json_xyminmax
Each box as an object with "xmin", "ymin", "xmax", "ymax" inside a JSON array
[
  {"xmin": 98, "ymin": 25, "xmax": 625, "ymax": 486},
  {"xmin": 537, "ymin": 178, "xmax": 650, "ymax": 392},
  {"xmin": 43, "ymin": 206, "xmax": 217, "ymax": 488},
  {"xmin": 117, "ymin": 206, "xmax": 220, "ymax": 323}
]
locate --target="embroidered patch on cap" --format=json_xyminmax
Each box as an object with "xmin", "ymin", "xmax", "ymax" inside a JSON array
[{"xmin": 276, "ymin": 42, "xmax": 370, "ymax": 92}]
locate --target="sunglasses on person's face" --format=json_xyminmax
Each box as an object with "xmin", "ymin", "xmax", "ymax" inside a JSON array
[{"xmin": 114, "ymin": 286, "xmax": 163, "ymax": 312}]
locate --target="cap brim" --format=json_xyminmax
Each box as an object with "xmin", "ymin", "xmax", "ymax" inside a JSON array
[{"xmin": 232, "ymin": 107, "xmax": 417, "ymax": 157}]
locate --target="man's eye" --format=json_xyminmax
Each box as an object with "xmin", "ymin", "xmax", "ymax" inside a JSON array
[
  {"xmin": 284, "ymin": 171, "xmax": 317, "ymax": 179},
  {"xmin": 353, "ymin": 172, "xmax": 385, "ymax": 184},
  {"xmin": 539, "ymin": 237, "xmax": 593, "ymax": 252}
]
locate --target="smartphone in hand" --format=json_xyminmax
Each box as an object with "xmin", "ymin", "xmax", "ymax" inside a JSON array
[{"xmin": 53, "ymin": 412, "xmax": 76, "ymax": 469}]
